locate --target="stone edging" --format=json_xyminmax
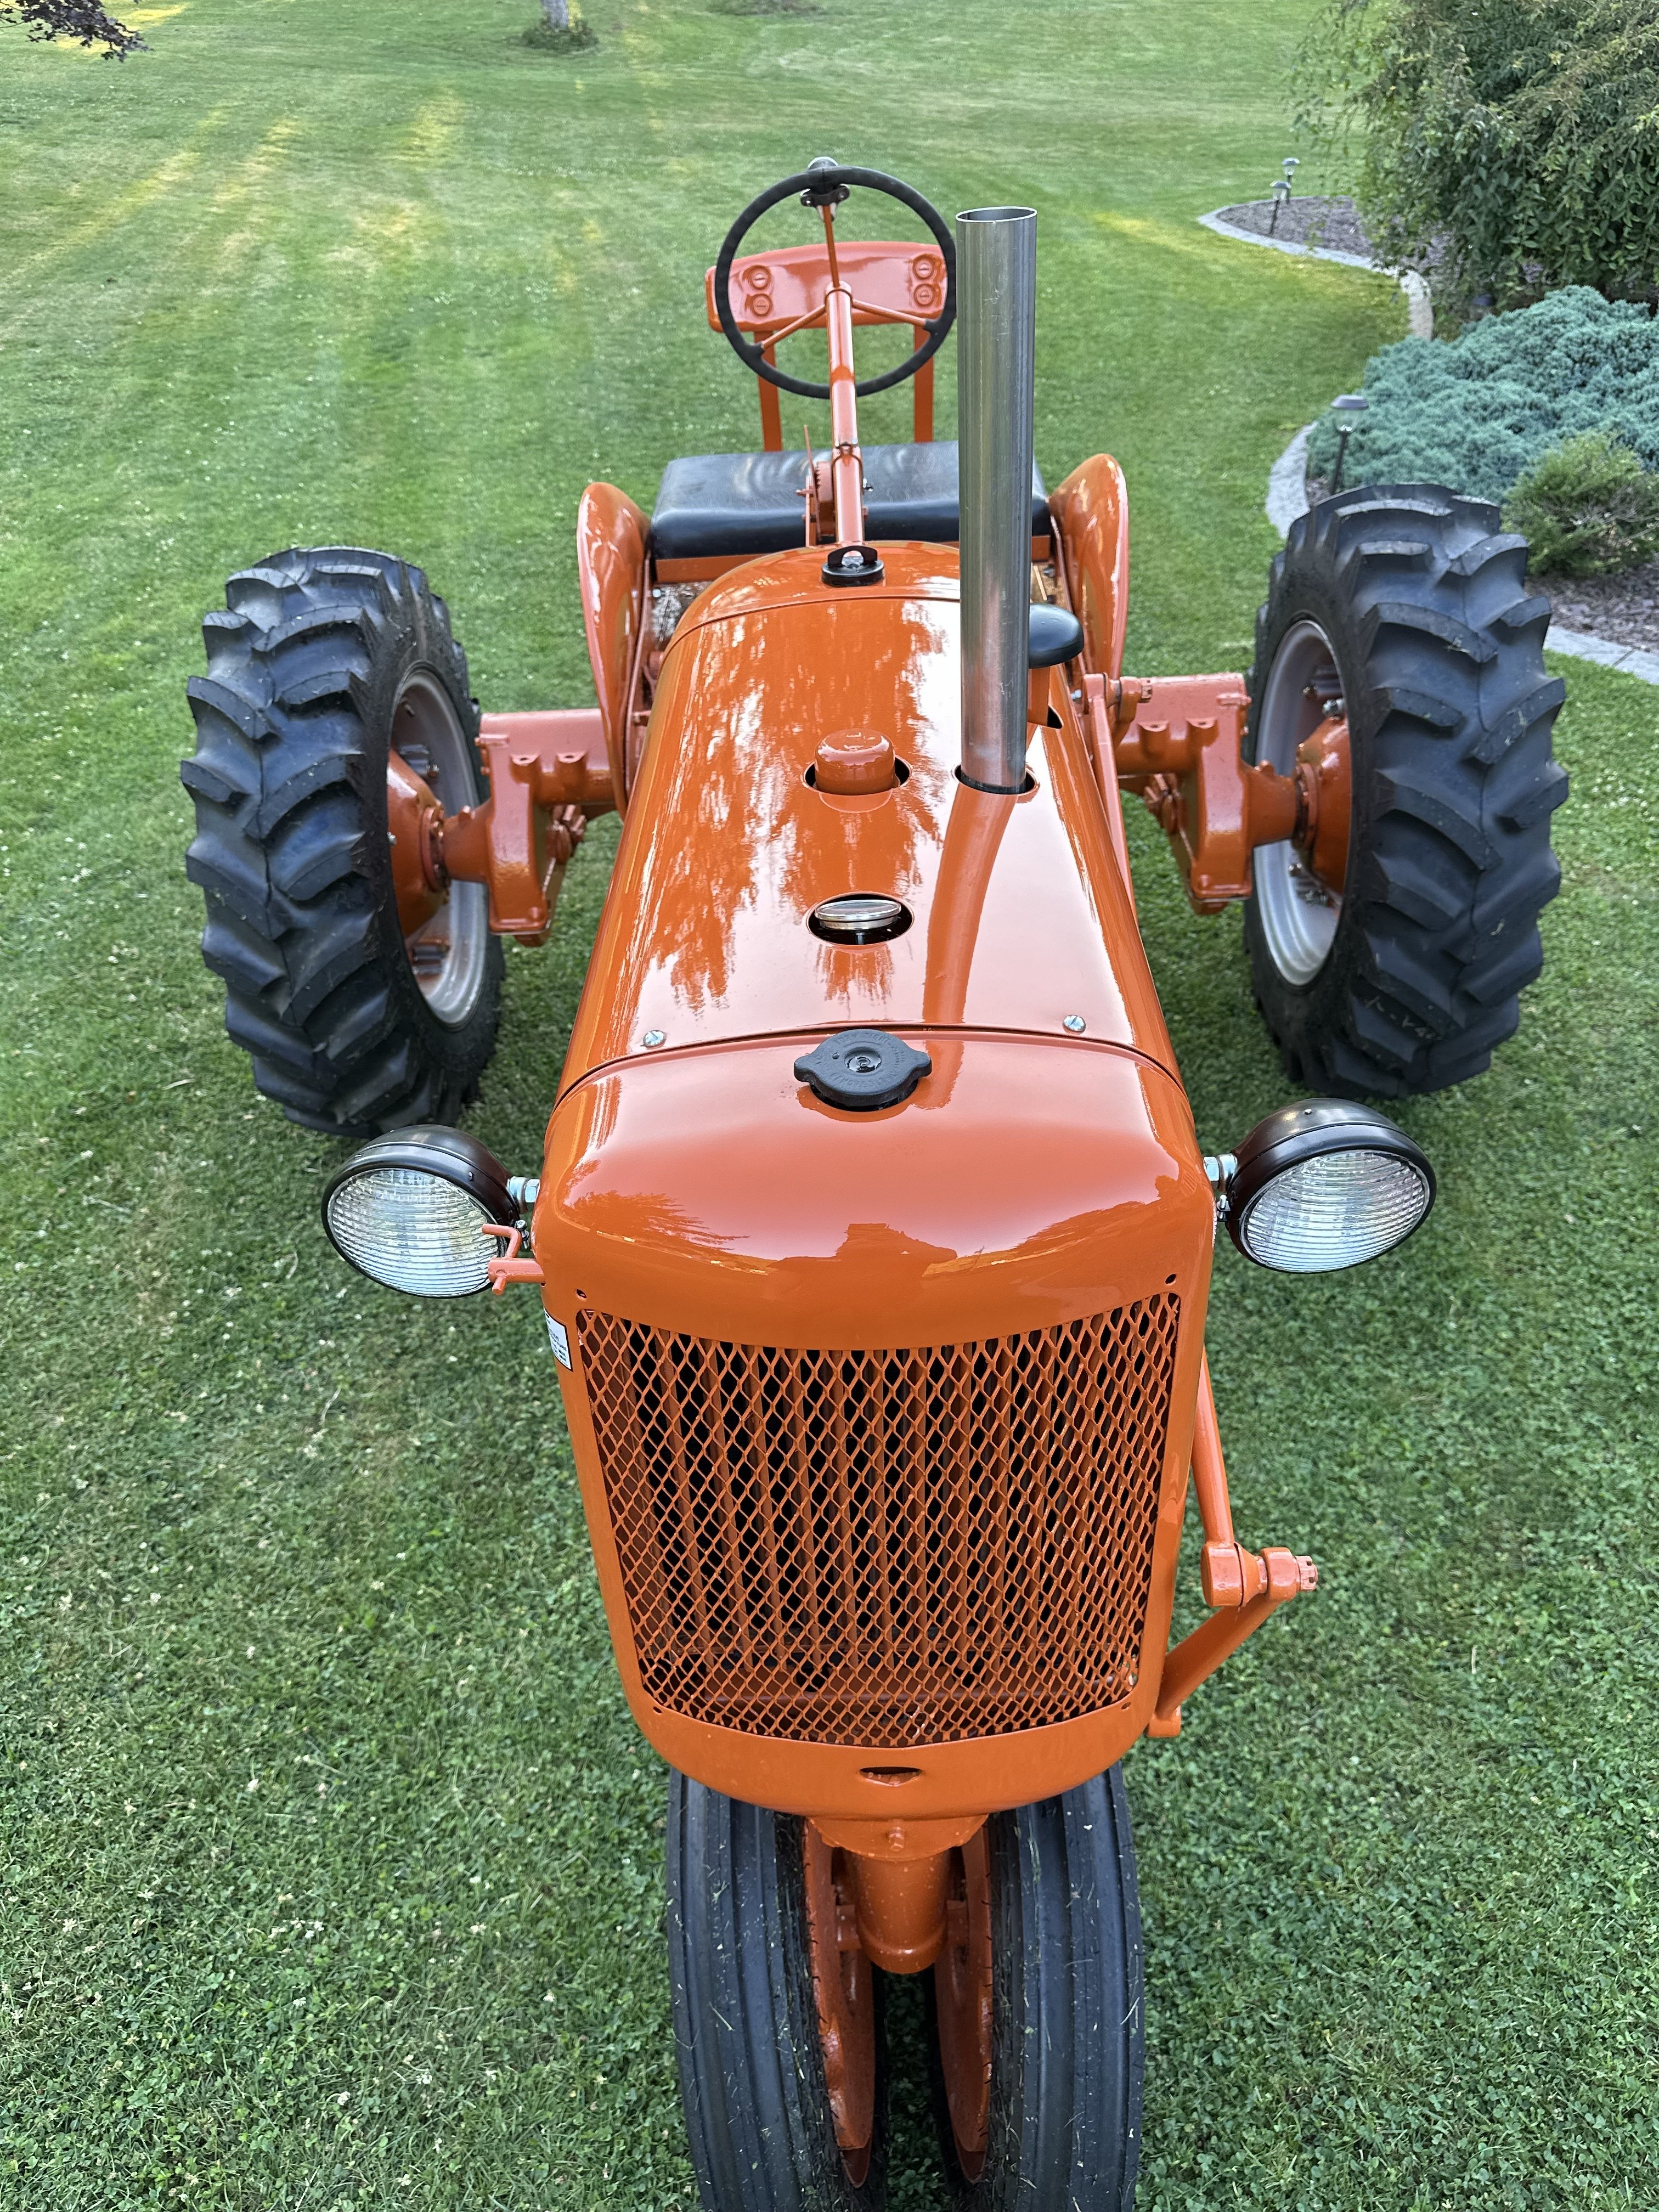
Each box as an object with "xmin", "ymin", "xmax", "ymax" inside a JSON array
[{"xmin": 1265, "ymin": 422, "xmax": 1659, "ymax": 686}]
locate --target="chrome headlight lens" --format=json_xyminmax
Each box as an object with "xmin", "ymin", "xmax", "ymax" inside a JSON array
[
  {"xmin": 322, "ymin": 1127, "xmax": 515, "ymax": 1297},
  {"xmin": 1220, "ymin": 1100, "xmax": 1435, "ymax": 1273}
]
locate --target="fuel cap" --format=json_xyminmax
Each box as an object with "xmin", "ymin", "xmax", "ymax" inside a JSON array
[{"xmin": 793, "ymin": 1028, "xmax": 932, "ymax": 1111}]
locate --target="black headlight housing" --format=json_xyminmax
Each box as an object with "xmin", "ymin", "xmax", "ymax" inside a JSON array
[
  {"xmin": 321, "ymin": 1126, "xmax": 516, "ymax": 1297},
  {"xmin": 1216, "ymin": 1098, "xmax": 1435, "ymax": 1273}
]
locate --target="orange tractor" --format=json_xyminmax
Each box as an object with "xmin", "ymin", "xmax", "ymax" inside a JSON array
[{"xmin": 182, "ymin": 162, "xmax": 1565, "ymax": 2208}]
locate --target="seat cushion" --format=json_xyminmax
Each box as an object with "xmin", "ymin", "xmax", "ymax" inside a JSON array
[{"xmin": 648, "ymin": 439, "xmax": 1050, "ymax": 562}]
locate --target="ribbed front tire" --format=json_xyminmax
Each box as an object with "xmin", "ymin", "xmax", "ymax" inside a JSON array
[
  {"xmin": 932, "ymin": 1768, "xmax": 1143, "ymax": 2211},
  {"xmin": 667, "ymin": 1775, "xmax": 888, "ymax": 2212}
]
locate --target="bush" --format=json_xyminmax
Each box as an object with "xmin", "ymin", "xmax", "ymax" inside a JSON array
[
  {"xmin": 1296, "ymin": 0, "xmax": 1659, "ymax": 313},
  {"xmin": 522, "ymin": 12, "xmax": 595, "ymax": 49},
  {"xmin": 1502, "ymin": 431, "xmax": 1659, "ymax": 576},
  {"xmin": 1305, "ymin": 286, "xmax": 1659, "ymax": 516}
]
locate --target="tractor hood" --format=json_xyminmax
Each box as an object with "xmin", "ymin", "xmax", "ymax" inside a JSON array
[
  {"xmin": 536, "ymin": 1030, "xmax": 1214, "ymax": 1350},
  {"xmin": 535, "ymin": 536, "xmax": 1213, "ymax": 1346},
  {"xmin": 532, "ymin": 541, "xmax": 1215, "ymax": 1807},
  {"xmin": 555, "ymin": 542, "xmax": 1177, "ymax": 1091}
]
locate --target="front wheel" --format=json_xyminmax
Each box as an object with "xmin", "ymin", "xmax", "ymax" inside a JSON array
[
  {"xmin": 930, "ymin": 1767, "xmax": 1143, "ymax": 2211},
  {"xmin": 1244, "ymin": 484, "xmax": 1568, "ymax": 1097},
  {"xmin": 667, "ymin": 1775, "xmax": 888, "ymax": 2212}
]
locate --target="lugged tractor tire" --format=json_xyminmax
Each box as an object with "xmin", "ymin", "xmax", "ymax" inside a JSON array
[
  {"xmin": 1243, "ymin": 484, "xmax": 1568, "ymax": 1097},
  {"xmin": 929, "ymin": 1767, "xmax": 1143, "ymax": 2212},
  {"xmin": 667, "ymin": 1774, "xmax": 888, "ymax": 2212},
  {"xmin": 181, "ymin": 548, "xmax": 503, "ymax": 1136}
]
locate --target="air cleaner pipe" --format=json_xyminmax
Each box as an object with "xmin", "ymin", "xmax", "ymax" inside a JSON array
[{"xmin": 956, "ymin": 205, "xmax": 1037, "ymax": 793}]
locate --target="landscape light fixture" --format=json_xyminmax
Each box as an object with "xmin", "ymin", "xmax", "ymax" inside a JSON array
[
  {"xmin": 1268, "ymin": 156, "xmax": 1300, "ymax": 232},
  {"xmin": 1329, "ymin": 391, "xmax": 1368, "ymax": 492}
]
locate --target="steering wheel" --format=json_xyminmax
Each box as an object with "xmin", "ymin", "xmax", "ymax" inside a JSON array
[{"xmin": 712, "ymin": 160, "xmax": 957, "ymax": 401}]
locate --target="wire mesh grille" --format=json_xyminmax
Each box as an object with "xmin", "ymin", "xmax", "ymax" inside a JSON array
[{"xmin": 578, "ymin": 1298, "xmax": 1180, "ymax": 1747}]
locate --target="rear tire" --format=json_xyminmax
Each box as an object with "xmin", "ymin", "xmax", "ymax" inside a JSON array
[
  {"xmin": 182, "ymin": 547, "xmax": 503, "ymax": 1136},
  {"xmin": 1244, "ymin": 485, "xmax": 1567, "ymax": 1097},
  {"xmin": 930, "ymin": 1767, "xmax": 1143, "ymax": 2211},
  {"xmin": 667, "ymin": 1774, "xmax": 888, "ymax": 2212}
]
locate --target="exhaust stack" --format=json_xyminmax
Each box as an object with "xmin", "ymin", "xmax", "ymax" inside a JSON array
[{"xmin": 956, "ymin": 205, "xmax": 1037, "ymax": 794}]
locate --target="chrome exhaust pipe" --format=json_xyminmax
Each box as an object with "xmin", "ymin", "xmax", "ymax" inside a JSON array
[{"xmin": 956, "ymin": 205, "xmax": 1037, "ymax": 794}]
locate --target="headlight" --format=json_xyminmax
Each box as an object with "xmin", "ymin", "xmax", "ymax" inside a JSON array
[
  {"xmin": 1215, "ymin": 1099, "xmax": 1435, "ymax": 1273},
  {"xmin": 322, "ymin": 1126, "xmax": 517, "ymax": 1297}
]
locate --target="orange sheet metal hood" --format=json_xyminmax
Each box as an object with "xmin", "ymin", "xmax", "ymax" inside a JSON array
[
  {"xmin": 534, "ymin": 1033, "xmax": 1217, "ymax": 1818},
  {"xmin": 557, "ymin": 543, "xmax": 1177, "ymax": 1091},
  {"xmin": 539, "ymin": 1034, "xmax": 1212, "ymax": 1350}
]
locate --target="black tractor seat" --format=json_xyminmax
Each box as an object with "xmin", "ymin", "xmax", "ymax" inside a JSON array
[{"xmin": 648, "ymin": 438, "xmax": 1050, "ymax": 562}]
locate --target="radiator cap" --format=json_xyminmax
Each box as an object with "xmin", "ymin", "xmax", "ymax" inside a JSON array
[{"xmin": 794, "ymin": 1028, "xmax": 932, "ymax": 1111}]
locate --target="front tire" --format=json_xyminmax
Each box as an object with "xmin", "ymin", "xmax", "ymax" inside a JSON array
[
  {"xmin": 667, "ymin": 1775, "xmax": 888, "ymax": 2212},
  {"xmin": 1244, "ymin": 485, "xmax": 1568, "ymax": 1096},
  {"xmin": 182, "ymin": 547, "xmax": 503, "ymax": 1136},
  {"xmin": 931, "ymin": 1767, "xmax": 1143, "ymax": 2211}
]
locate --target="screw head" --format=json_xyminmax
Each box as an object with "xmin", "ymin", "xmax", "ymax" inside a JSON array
[
  {"xmin": 642, "ymin": 1029, "xmax": 666, "ymax": 1049},
  {"xmin": 1063, "ymin": 1013, "xmax": 1086, "ymax": 1034}
]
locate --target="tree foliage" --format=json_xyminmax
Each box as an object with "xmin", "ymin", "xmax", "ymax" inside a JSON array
[
  {"xmin": 1, "ymin": 0, "xmax": 144, "ymax": 54},
  {"xmin": 1296, "ymin": 0, "xmax": 1659, "ymax": 311}
]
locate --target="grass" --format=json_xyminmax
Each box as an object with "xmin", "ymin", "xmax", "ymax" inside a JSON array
[{"xmin": 0, "ymin": 0, "xmax": 1655, "ymax": 2205}]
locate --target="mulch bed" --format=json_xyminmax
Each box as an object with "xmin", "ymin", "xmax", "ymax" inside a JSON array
[
  {"xmin": 1212, "ymin": 195, "xmax": 1378, "ymax": 259},
  {"xmin": 1532, "ymin": 563, "xmax": 1659, "ymax": 653}
]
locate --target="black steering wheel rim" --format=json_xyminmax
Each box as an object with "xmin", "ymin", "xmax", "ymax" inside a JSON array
[{"xmin": 713, "ymin": 163, "xmax": 957, "ymax": 401}]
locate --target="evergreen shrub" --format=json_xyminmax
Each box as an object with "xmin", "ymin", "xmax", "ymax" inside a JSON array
[
  {"xmin": 1502, "ymin": 432, "xmax": 1659, "ymax": 576},
  {"xmin": 1305, "ymin": 287, "xmax": 1659, "ymax": 537}
]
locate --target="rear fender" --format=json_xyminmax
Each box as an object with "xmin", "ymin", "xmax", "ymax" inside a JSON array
[
  {"xmin": 577, "ymin": 482, "xmax": 648, "ymax": 808},
  {"xmin": 1051, "ymin": 454, "xmax": 1130, "ymax": 680}
]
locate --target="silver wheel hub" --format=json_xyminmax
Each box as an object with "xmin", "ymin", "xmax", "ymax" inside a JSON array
[
  {"xmin": 1254, "ymin": 618, "xmax": 1344, "ymax": 986},
  {"xmin": 391, "ymin": 673, "xmax": 488, "ymax": 1028}
]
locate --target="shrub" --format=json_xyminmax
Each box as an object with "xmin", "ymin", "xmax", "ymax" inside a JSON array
[
  {"xmin": 522, "ymin": 14, "xmax": 596, "ymax": 49},
  {"xmin": 1502, "ymin": 432, "xmax": 1659, "ymax": 575},
  {"xmin": 1296, "ymin": 0, "xmax": 1659, "ymax": 313},
  {"xmin": 1305, "ymin": 286, "xmax": 1659, "ymax": 514}
]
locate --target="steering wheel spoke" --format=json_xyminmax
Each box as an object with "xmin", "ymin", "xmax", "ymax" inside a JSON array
[
  {"xmin": 845, "ymin": 296, "xmax": 936, "ymax": 331},
  {"xmin": 759, "ymin": 301, "xmax": 831, "ymax": 347},
  {"xmin": 713, "ymin": 162, "xmax": 957, "ymax": 402}
]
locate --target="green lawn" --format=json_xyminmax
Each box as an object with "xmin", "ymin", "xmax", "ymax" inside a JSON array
[{"xmin": 2, "ymin": 1, "xmax": 1655, "ymax": 2206}]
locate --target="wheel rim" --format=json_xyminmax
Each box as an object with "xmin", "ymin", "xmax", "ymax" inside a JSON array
[
  {"xmin": 387, "ymin": 672, "xmax": 489, "ymax": 1028},
  {"xmin": 934, "ymin": 1831, "xmax": 992, "ymax": 2181},
  {"xmin": 802, "ymin": 1825, "xmax": 877, "ymax": 2187},
  {"xmin": 1254, "ymin": 618, "xmax": 1345, "ymax": 986}
]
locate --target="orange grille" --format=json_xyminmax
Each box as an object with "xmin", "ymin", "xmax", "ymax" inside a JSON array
[{"xmin": 577, "ymin": 1299, "xmax": 1180, "ymax": 1747}]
